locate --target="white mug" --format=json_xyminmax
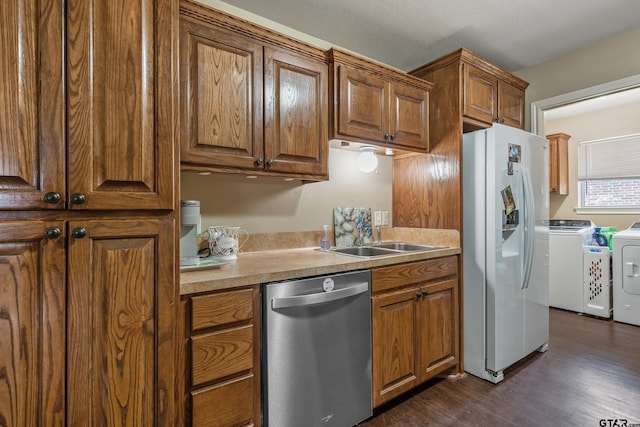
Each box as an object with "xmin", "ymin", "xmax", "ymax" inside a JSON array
[{"xmin": 208, "ymin": 226, "xmax": 249, "ymax": 259}]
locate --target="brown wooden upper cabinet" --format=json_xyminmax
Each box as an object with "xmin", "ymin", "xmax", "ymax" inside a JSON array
[
  {"xmin": 0, "ymin": 0, "xmax": 175, "ymax": 211},
  {"xmin": 328, "ymin": 48, "xmax": 432, "ymax": 152},
  {"xmin": 548, "ymin": 132, "xmax": 571, "ymax": 195},
  {"xmin": 412, "ymin": 48, "xmax": 528, "ymax": 131},
  {"xmin": 179, "ymin": 1, "xmax": 328, "ymax": 180}
]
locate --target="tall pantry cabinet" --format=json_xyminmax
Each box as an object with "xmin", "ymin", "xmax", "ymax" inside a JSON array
[{"xmin": 0, "ymin": 0, "xmax": 178, "ymax": 425}]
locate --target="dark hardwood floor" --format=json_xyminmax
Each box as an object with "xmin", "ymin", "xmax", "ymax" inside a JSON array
[{"xmin": 361, "ymin": 308, "xmax": 640, "ymax": 426}]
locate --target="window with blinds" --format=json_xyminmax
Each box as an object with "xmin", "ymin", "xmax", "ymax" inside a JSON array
[{"xmin": 577, "ymin": 133, "xmax": 640, "ymax": 207}]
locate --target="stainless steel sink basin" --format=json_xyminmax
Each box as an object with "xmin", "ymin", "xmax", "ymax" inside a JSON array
[
  {"xmin": 327, "ymin": 246, "xmax": 399, "ymax": 258},
  {"xmin": 374, "ymin": 242, "xmax": 445, "ymax": 252},
  {"xmin": 324, "ymin": 242, "xmax": 447, "ymax": 258}
]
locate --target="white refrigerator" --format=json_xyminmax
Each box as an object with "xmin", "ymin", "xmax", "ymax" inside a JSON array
[{"xmin": 462, "ymin": 124, "xmax": 549, "ymax": 384}]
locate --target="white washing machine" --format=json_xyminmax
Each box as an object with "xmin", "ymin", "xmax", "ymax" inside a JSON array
[
  {"xmin": 549, "ymin": 219, "xmax": 594, "ymax": 313},
  {"xmin": 613, "ymin": 222, "xmax": 640, "ymax": 326}
]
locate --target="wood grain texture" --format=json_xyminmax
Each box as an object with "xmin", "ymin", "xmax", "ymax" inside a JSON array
[
  {"xmin": 372, "ymin": 256, "xmax": 458, "ymax": 294},
  {"xmin": 191, "ymin": 325, "xmax": 253, "ymax": 385},
  {"xmin": 372, "ymin": 259, "xmax": 460, "ymax": 408},
  {"xmin": 179, "ymin": 9, "xmax": 328, "ymax": 180},
  {"xmin": 0, "ymin": 221, "xmax": 66, "ymax": 426},
  {"xmin": 372, "ymin": 288, "xmax": 419, "ymax": 407},
  {"xmin": 191, "ymin": 374, "xmax": 254, "ymax": 427},
  {"xmin": 183, "ymin": 286, "xmax": 261, "ymax": 426},
  {"xmin": 0, "ymin": 0, "xmax": 65, "ymax": 210},
  {"xmin": 180, "ymin": 19, "xmax": 264, "ymax": 169},
  {"xmin": 419, "ymin": 278, "xmax": 458, "ymax": 380},
  {"xmin": 330, "ymin": 50, "xmax": 431, "ymax": 153},
  {"xmin": 547, "ymin": 133, "xmax": 570, "ymax": 195},
  {"xmin": 66, "ymin": 218, "xmax": 175, "ymax": 426},
  {"xmin": 390, "ymin": 82, "xmax": 429, "ymax": 151},
  {"xmin": 191, "ymin": 288, "xmax": 253, "ymax": 331},
  {"xmin": 66, "ymin": 0, "xmax": 175, "ymax": 210},
  {"xmin": 498, "ymin": 80, "xmax": 526, "ymax": 129},
  {"xmin": 362, "ymin": 308, "xmax": 640, "ymax": 426},
  {"xmin": 463, "ymin": 63, "xmax": 498, "ymax": 125}
]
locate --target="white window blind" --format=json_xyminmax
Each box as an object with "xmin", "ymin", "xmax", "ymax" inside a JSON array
[{"xmin": 578, "ymin": 133, "xmax": 640, "ymax": 180}]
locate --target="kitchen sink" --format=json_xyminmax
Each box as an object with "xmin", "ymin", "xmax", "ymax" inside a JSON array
[
  {"xmin": 373, "ymin": 242, "xmax": 445, "ymax": 252},
  {"xmin": 325, "ymin": 242, "xmax": 446, "ymax": 258},
  {"xmin": 327, "ymin": 246, "xmax": 399, "ymax": 258}
]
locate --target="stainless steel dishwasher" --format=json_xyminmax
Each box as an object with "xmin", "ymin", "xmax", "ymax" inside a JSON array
[{"xmin": 262, "ymin": 270, "xmax": 372, "ymax": 426}]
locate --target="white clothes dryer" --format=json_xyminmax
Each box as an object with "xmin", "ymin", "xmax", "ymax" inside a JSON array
[{"xmin": 612, "ymin": 222, "xmax": 640, "ymax": 326}]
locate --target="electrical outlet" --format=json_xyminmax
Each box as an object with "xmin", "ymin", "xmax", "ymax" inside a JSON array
[
  {"xmin": 374, "ymin": 211, "xmax": 382, "ymax": 226},
  {"xmin": 381, "ymin": 211, "xmax": 389, "ymax": 226}
]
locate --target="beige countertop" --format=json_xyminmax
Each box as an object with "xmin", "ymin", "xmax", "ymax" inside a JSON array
[{"xmin": 180, "ymin": 245, "xmax": 461, "ymax": 295}]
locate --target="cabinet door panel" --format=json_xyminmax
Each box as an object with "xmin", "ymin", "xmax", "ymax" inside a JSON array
[
  {"xmin": 337, "ymin": 66, "xmax": 388, "ymax": 141},
  {"xmin": 390, "ymin": 83, "xmax": 429, "ymax": 151},
  {"xmin": 0, "ymin": 0, "xmax": 65, "ymax": 210},
  {"xmin": 67, "ymin": 219, "xmax": 175, "ymax": 426},
  {"xmin": 67, "ymin": 0, "xmax": 175, "ymax": 210},
  {"xmin": 463, "ymin": 64, "xmax": 497, "ymax": 125},
  {"xmin": 0, "ymin": 221, "xmax": 66, "ymax": 426},
  {"xmin": 264, "ymin": 47, "xmax": 328, "ymax": 176},
  {"xmin": 419, "ymin": 278, "xmax": 458, "ymax": 381},
  {"xmin": 498, "ymin": 81, "xmax": 525, "ymax": 129},
  {"xmin": 372, "ymin": 288, "xmax": 418, "ymax": 407},
  {"xmin": 180, "ymin": 20, "xmax": 264, "ymax": 169}
]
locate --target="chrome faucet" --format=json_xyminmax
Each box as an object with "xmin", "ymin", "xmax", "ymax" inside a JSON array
[
  {"xmin": 356, "ymin": 228, "xmax": 364, "ymax": 246},
  {"xmin": 376, "ymin": 226, "xmax": 382, "ymax": 244}
]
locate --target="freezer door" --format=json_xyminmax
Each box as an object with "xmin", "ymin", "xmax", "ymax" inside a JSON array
[{"xmin": 484, "ymin": 125, "xmax": 527, "ymax": 373}]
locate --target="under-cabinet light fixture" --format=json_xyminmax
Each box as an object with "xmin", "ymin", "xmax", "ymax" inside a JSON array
[{"xmin": 356, "ymin": 146, "xmax": 378, "ymax": 173}]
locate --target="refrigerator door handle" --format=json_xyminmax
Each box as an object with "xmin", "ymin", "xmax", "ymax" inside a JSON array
[{"xmin": 521, "ymin": 166, "xmax": 536, "ymax": 289}]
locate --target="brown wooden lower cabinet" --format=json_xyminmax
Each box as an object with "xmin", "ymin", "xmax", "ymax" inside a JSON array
[
  {"xmin": 181, "ymin": 286, "xmax": 261, "ymax": 426},
  {"xmin": 371, "ymin": 256, "xmax": 459, "ymax": 407},
  {"xmin": 0, "ymin": 218, "xmax": 176, "ymax": 426}
]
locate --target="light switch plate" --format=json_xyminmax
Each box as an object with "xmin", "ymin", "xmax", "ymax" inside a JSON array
[
  {"xmin": 382, "ymin": 211, "xmax": 389, "ymax": 226},
  {"xmin": 374, "ymin": 211, "xmax": 382, "ymax": 226}
]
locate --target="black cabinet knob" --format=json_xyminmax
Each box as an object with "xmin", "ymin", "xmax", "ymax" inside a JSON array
[
  {"xmin": 45, "ymin": 227, "xmax": 61, "ymax": 239},
  {"xmin": 44, "ymin": 192, "xmax": 61, "ymax": 204},
  {"xmin": 71, "ymin": 227, "xmax": 87, "ymax": 239},
  {"xmin": 255, "ymin": 157, "xmax": 264, "ymax": 166},
  {"xmin": 70, "ymin": 193, "xmax": 86, "ymax": 205},
  {"xmin": 267, "ymin": 159, "xmax": 274, "ymax": 167},
  {"xmin": 384, "ymin": 133, "xmax": 390, "ymax": 141},
  {"xmin": 389, "ymin": 133, "xmax": 396, "ymax": 141}
]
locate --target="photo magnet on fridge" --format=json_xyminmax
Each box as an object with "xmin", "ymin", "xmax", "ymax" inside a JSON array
[{"xmin": 508, "ymin": 143, "xmax": 521, "ymax": 162}]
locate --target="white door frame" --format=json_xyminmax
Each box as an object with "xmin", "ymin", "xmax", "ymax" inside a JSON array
[{"xmin": 530, "ymin": 74, "xmax": 640, "ymax": 136}]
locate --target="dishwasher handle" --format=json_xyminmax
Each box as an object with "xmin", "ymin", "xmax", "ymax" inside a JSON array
[{"xmin": 271, "ymin": 282, "xmax": 369, "ymax": 310}]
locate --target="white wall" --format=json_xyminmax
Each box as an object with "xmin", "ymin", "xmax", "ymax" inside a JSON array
[{"xmin": 181, "ymin": 148, "xmax": 393, "ymax": 234}]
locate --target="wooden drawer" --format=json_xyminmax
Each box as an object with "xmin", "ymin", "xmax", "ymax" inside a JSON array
[
  {"xmin": 191, "ymin": 374, "xmax": 254, "ymax": 427},
  {"xmin": 191, "ymin": 324, "xmax": 254, "ymax": 386},
  {"xmin": 372, "ymin": 256, "xmax": 458, "ymax": 293},
  {"xmin": 191, "ymin": 288, "xmax": 253, "ymax": 331}
]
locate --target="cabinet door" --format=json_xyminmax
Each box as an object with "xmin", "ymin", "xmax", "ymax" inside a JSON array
[
  {"xmin": 0, "ymin": 221, "xmax": 66, "ymax": 426},
  {"xmin": 372, "ymin": 287, "xmax": 419, "ymax": 407},
  {"xmin": 264, "ymin": 47, "xmax": 328, "ymax": 177},
  {"xmin": 336, "ymin": 65, "xmax": 388, "ymax": 142},
  {"xmin": 0, "ymin": 0, "xmax": 65, "ymax": 210},
  {"xmin": 180, "ymin": 19, "xmax": 264, "ymax": 170},
  {"xmin": 389, "ymin": 82, "xmax": 429, "ymax": 151},
  {"xmin": 67, "ymin": 218, "xmax": 176, "ymax": 426},
  {"xmin": 66, "ymin": 0, "xmax": 175, "ymax": 210},
  {"xmin": 498, "ymin": 81, "xmax": 526, "ymax": 129},
  {"xmin": 462, "ymin": 63, "xmax": 497, "ymax": 125},
  {"xmin": 548, "ymin": 133, "xmax": 569, "ymax": 195},
  {"xmin": 418, "ymin": 278, "xmax": 459, "ymax": 382}
]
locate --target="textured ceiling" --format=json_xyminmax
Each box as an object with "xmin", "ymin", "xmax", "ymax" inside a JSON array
[{"xmin": 215, "ymin": 0, "xmax": 640, "ymax": 72}]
